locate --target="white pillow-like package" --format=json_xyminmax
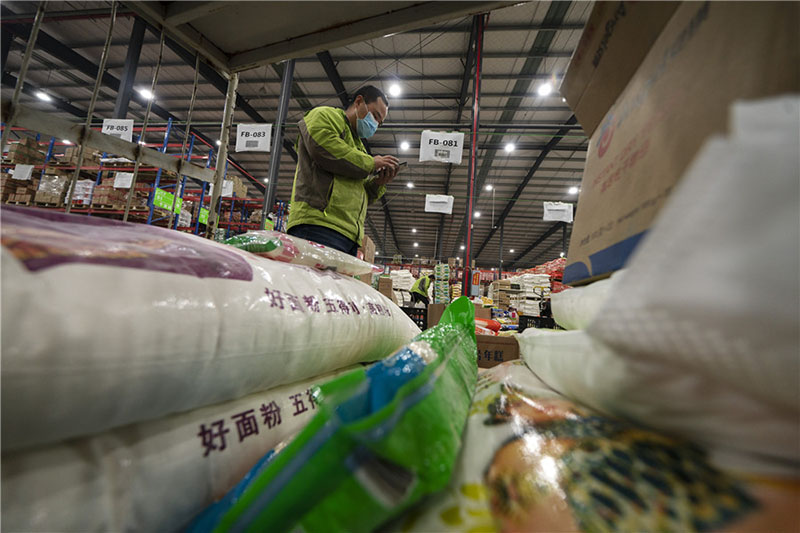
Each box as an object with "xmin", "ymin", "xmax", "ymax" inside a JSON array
[
  {"xmin": 1, "ymin": 368, "xmax": 352, "ymax": 532},
  {"xmin": 1, "ymin": 207, "xmax": 420, "ymax": 451},
  {"xmin": 550, "ymin": 270, "xmax": 625, "ymax": 330}
]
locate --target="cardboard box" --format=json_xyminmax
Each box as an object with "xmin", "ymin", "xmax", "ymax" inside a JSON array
[
  {"xmin": 563, "ymin": 2, "xmax": 800, "ymax": 285},
  {"xmin": 476, "ymin": 335, "xmax": 519, "ymax": 369},
  {"xmin": 560, "ymin": 2, "xmax": 679, "ymax": 137},
  {"xmin": 427, "ymin": 302, "xmax": 491, "ymax": 329},
  {"xmin": 357, "ymin": 235, "xmax": 376, "ymax": 285}
]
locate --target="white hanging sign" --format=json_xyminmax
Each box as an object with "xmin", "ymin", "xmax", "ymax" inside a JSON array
[
  {"xmin": 102, "ymin": 118, "xmax": 134, "ymax": 142},
  {"xmin": 113, "ymin": 172, "xmax": 134, "ymax": 189},
  {"xmin": 235, "ymin": 123, "xmax": 271, "ymax": 152},
  {"xmin": 11, "ymin": 164, "xmax": 34, "ymax": 181},
  {"xmin": 543, "ymin": 201, "xmax": 574, "ymax": 223},
  {"xmin": 424, "ymin": 194, "xmax": 454, "ymax": 214},
  {"xmin": 419, "ymin": 130, "xmax": 464, "ymax": 164},
  {"xmin": 209, "ymin": 180, "xmax": 234, "ymax": 197}
]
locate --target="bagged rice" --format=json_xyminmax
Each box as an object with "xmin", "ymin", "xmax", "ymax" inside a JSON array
[
  {"xmin": 1, "ymin": 368, "xmax": 352, "ymax": 532},
  {"xmin": 224, "ymin": 230, "xmax": 382, "ymax": 277},
  {"xmin": 188, "ymin": 297, "xmax": 478, "ymax": 533},
  {"xmin": 388, "ymin": 361, "xmax": 796, "ymax": 532},
  {"xmin": 1, "ymin": 206, "xmax": 420, "ymax": 451}
]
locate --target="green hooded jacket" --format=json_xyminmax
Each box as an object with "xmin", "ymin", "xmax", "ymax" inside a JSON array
[
  {"xmin": 286, "ymin": 106, "xmax": 386, "ymax": 245},
  {"xmin": 411, "ymin": 275, "xmax": 432, "ymax": 297}
]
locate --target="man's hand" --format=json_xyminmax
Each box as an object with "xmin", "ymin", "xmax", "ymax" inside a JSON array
[
  {"xmin": 373, "ymin": 154, "xmax": 399, "ymax": 170},
  {"xmin": 375, "ymin": 164, "xmax": 399, "ymax": 185}
]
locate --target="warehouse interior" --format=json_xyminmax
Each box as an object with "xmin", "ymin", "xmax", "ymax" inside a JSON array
[{"xmin": 1, "ymin": 1, "xmax": 798, "ymax": 532}]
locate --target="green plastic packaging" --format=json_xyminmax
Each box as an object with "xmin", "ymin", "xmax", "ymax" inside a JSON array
[{"xmin": 189, "ymin": 297, "xmax": 477, "ymax": 533}]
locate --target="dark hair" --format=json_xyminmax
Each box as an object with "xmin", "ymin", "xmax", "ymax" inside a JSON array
[{"xmin": 349, "ymin": 85, "xmax": 389, "ymax": 108}]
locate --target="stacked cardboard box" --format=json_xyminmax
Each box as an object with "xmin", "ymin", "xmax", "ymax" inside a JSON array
[
  {"xmin": 34, "ymin": 174, "xmax": 70, "ymax": 205},
  {"xmin": 377, "ymin": 276, "xmax": 398, "ymax": 305},
  {"xmin": 356, "ymin": 235, "xmax": 376, "ymax": 285},
  {"xmin": 1, "ymin": 172, "xmax": 39, "ymax": 203},
  {"xmin": 62, "ymin": 146, "xmax": 103, "ymax": 166},
  {"xmin": 506, "ymin": 273, "xmax": 551, "ymax": 316},
  {"xmin": 91, "ymin": 176, "xmax": 149, "ymax": 209},
  {"xmin": 69, "ymin": 180, "xmax": 95, "ymax": 207},
  {"xmin": 5, "ymin": 137, "xmax": 45, "ymax": 165},
  {"xmin": 488, "ymin": 279, "xmax": 521, "ymax": 310}
]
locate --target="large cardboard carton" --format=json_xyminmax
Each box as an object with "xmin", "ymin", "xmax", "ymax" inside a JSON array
[
  {"xmin": 560, "ymin": 2, "xmax": 679, "ymax": 137},
  {"xmin": 476, "ymin": 335, "xmax": 519, "ymax": 369},
  {"xmin": 427, "ymin": 302, "xmax": 491, "ymax": 330},
  {"xmin": 563, "ymin": 2, "xmax": 800, "ymax": 285},
  {"xmin": 357, "ymin": 235, "xmax": 376, "ymax": 285}
]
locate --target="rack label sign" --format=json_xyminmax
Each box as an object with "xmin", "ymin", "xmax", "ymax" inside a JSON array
[
  {"xmin": 102, "ymin": 119, "xmax": 134, "ymax": 142},
  {"xmin": 153, "ymin": 188, "xmax": 182, "ymax": 214},
  {"xmin": 209, "ymin": 180, "xmax": 234, "ymax": 198},
  {"xmin": 11, "ymin": 164, "xmax": 34, "ymax": 181},
  {"xmin": 199, "ymin": 207, "xmax": 209, "ymax": 225},
  {"xmin": 543, "ymin": 201, "xmax": 574, "ymax": 223},
  {"xmin": 419, "ymin": 130, "xmax": 464, "ymax": 164},
  {"xmin": 424, "ymin": 194, "xmax": 454, "ymax": 214},
  {"xmin": 235, "ymin": 123, "xmax": 271, "ymax": 152},
  {"xmin": 113, "ymin": 172, "xmax": 134, "ymax": 189}
]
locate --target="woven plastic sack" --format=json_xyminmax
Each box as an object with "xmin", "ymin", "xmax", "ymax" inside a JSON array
[
  {"xmin": 224, "ymin": 230, "xmax": 381, "ymax": 277},
  {"xmin": 1, "ymin": 367, "xmax": 353, "ymax": 532},
  {"xmin": 389, "ymin": 360, "xmax": 794, "ymax": 533},
  {"xmin": 188, "ymin": 296, "xmax": 478, "ymax": 533},
  {"xmin": 1, "ymin": 207, "xmax": 419, "ymax": 451},
  {"xmin": 550, "ymin": 271, "xmax": 624, "ymax": 330}
]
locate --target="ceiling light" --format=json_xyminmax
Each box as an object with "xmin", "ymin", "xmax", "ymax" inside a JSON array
[
  {"xmin": 263, "ymin": 178, "xmax": 269, "ymax": 183},
  {"xmin": 510, "ymin": 249, "xmax": 515, "ymax": 253},
  {"xmin": 215, "ymin": 140, "xmax": 222, "ymax": 146},
  {"xmin": 35, "ymin": 91, "xmax": 52, "ymax": 102},
  {"xmin": 413, "ymin": 242, "xmax": 419, "ymax": 247},
  {"xmin": 568, "ymin": 186, "xmax": 579, "ymax": 194},
  {"xmin": 561, "ymin": 97, "xmax": 567, "ymax": 103},
  {"xmin": 560, "ymin": 252, "xmax": 566, "ymax": 258},
  {"xmin": 62, "ymin": 139, "xmax": 72, "ymax": 145},
  {"xmin": 537, "ymin": 83, "xmax": 553, "ymax": 97},
  {"xmin": 138, "ymin": 88, "xmax": 154, "ymax": 100},
  {"xmin": 504, "ymin": 143, "xmax": 515, "ymax": 153},
  {"xmin": 460, "ymin": 245, "xmax": 465, "ymax": 250},
  {"xmin": 400, "ymin": 141, "xmax": 409, "ymax": 151},
  {"xmin": 474, "ymin": 211, "xmax": 481, "ymax": 218},
  {"xmin": 485, "ymin": 184, "xmax": 493, "ymax": 191},
  {"xmin": 389, "ymin": 84, "xmax": 402, "ymax": 97},
  {"xmin": 411, "ymin": 228, "xmax": 417, "ymax": 233},
  {"xmin": 376, "ymin": 250, "xmax": 380, "ymax": 255},
  {"xmin": 415, "ymin": 254, "xmax": 419, "ymax": 257},
  {"xmin": 406, "ymin": 182, "xmax": 414, "ymax": 188}
]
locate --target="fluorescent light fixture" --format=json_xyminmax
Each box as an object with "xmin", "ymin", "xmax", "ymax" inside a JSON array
[
  {"xmin": 510, "ymin": 249, "xmax": 515, "ymax": 253},
  {"xmin": 215, "ymin": 140, "xmax": 222, "ymax": 146},
  {"xmin": 504, "ymin": 143, "xmax": 515, "ymax": 152},
  {"xmin": 474, "ymin": 211, "xmax": 481, "ymax": 218},
  {"xmin": 138, "ymin": 88, "xmax": 154, "ymax": 100},
  {"xmin": 35, "ymin": 91, "xmax": 52, "ymax": 102},
  {"xmin": 460, "ymin": 245, "xmax": 465, "ymax": 250},
  {"xmin": 568, "ymin": 186, "xmax": 579, "ymax": 194},
  {"xmin": 406, "ymin": 182, "xmax": 414, "ymax": 188},
  {"xmin": 560, "ymin": 251, "xmax": 566, "ymax": 258},
  {"xmin": 413, "ymin": 242, "xmax": 419, "ymax": 247},
  {"xmin": 411, "ymin": 228, "xmax": 417, "ymax": 233},
  {"xmin": 537, "ymin": 83, "xmax": 553, "ymax": 97},
  {"xmin": 485, "ymin": 184, "xmax": 493, "ymax": 191},
  {"xmin": 389, "ymin": 84, "xmax": 402, "ymax": 97},
  {"xmin": 62, "ymin": 139, "xmax": 72, "ymax": 145},
  {"xmin": 400, "ymin": 141, "xmax": 409, "ymax": 151}
]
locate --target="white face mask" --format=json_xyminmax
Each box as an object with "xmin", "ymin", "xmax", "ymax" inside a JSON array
[{"xmin": 357, "ymin": 100, "xmax": 379, "ymax": 138}]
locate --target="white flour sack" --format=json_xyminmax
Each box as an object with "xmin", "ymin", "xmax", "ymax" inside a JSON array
[
  {"xmin": 0, "ymin": 206, "xmax": 420, "ymax": 451},
  {"xmin": 2, "ymin": 368, "xmax": 351, "ymax": 532}
]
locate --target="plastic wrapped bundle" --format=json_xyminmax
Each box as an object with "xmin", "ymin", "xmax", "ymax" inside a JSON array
[
  {"xmin": 1, "ymin": 368, "xmax": 352, "ymax": 532},
  {"xmin": 188, "ymin": 297, "xmax": 478, "ymax": 533},
  {"xmin": 1, "ymin": 206, "xmax": 420, "ymax": 451},
  {"xmin": 389, "ymin": 361, "xmax": 794, "ymax": 532},
  {"xmin": 224, "ymin": 230, "xmax": 381, "ymax": 277}
]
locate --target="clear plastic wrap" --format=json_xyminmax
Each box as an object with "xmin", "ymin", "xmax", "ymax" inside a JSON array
[{"xmin": 224, "ymin": 230, "xmax": 382, "ymax": 277}]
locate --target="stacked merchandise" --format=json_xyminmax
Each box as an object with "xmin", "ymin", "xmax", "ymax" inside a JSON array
[
  {"xmin": 451, "ymin": 281, "xmax": 462, "ymax": 300},
  {"xmin": 520, "ymin": 256, "xmax": 570, "ymax": 293},
  {"xmin": 4, "ymin": 137, "xmax": 45, "ymax": 165},
  {"xmin": 433, "ymin": 263, "xmax": 451, "ymax": 304},
  {"xmin": 1, "ymin": 206, "xmax": 420, "ymax": 531},
  {"xmin": 487, "ymin": 279, "xmax": 521, "ymax": 310},
  {"xmin": 506, "ymin": 273, "xmax": 551, "ymax": 317},
  {"xmin": 1, "ymin": 172, "xmax": 39, "ymax": 204},
  {"xmin": 33, "ymin": 174, "xmax": 68, "ymax": 205},
  {"xmin": 68, "ymin": 180, "xmax": 95, "ymax": 207},
  {"xmin": 91, "ymin": 175, "xmax": 149, "ymax": 209},
  {"xmin": 248, "ymin": 209, "xmax": 263, "ymax": 226},
  {"xmin": 390, "ymin": 269, "xmax": 415, "ymax": 307},
  {"xmin": 177, "ymin": 200, "xmax": 194, "ymax": 227},
  {"xmin": 60, "ymin": 146, "xmax": 103, "ymax": 167}
]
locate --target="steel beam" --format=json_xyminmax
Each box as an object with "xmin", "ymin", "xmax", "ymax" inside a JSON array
[
  {"xmin": 316, "ymin": 51, "xmax": 349, "ymax": 108},
  {"xmin": 113, "ymin": 16, "xmax": 145, "ymax": 118},
  {"xmin": 1, "ymin": 72, "xmax": 87, "ymax": 117},
  {"xmin": 263, "ymin": 59, "xmax": 294, "ymax": 226},
  {"xmin": 0, "ymin": 7, "xmax": 134, "ymax": 23},
  {"xmin": 474, "ymin": 115, "xmax": 578, "ymax": 257},
  {"xmin": 164, "ymin": 1, "xmax": 230, "ymax": 26},
  {"xmin": 228, "ymin": 2, "xmax": 514, "ymax": 72},
  {"xmin": 507, "ymin": 221, "xmax": 565, "ymax": 266}
]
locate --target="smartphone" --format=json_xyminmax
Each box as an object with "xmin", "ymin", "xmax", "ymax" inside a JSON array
[{"xmin": 397, "ymin": 161, "xmax": 407, "ymax": 167}]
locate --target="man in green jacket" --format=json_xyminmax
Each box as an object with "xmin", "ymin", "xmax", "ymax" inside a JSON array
[
  {"xmin": 410, "ymin": 274, "xmax": 434, "ymax": 307},
  {"xmin": 286, "ymin": 85, "xmax": 401, "ymax": 255}
]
